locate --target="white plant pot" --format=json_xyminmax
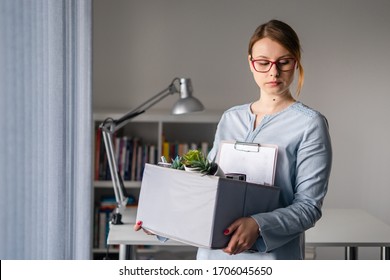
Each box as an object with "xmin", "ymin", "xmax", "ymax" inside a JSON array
[
  {"xmin": 184, "ymin": 165, "xmax": 225, "ymax": 178},
  {"xmin": 184, "ymin": 166, "xmax": 199, "ymax": 172},
  {"xmin": 213, "ymin": 165, "xmax": 225, "ymax": 178}
]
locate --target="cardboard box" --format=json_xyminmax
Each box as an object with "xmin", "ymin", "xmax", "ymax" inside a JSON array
[{"xmin": 136, "ymin": 164, "xmax": 280, "ymax": 249}]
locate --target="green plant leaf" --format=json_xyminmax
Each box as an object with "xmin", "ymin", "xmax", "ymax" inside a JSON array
[{"xmin": 181, "ymin": 149, "xmax": 217, "ymax": 175}]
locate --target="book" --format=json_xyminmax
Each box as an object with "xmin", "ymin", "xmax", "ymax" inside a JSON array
[
  {"xmin": 201, "ymin": 141, "xmax": 209, "ymax": 158},
  {"xmin": 94, "ymin": 129, "xmax": 101, "ymax": 180},
  {"xmin": 149, "ymin": 144, "xmax": 156, "ymax": 165},
  {"xmin": 98, "ymin": 211, "xmax": 109, "ymax": 248},
  {"xmin": 162, "ymin": 141, "xmax": 170, "ymax": 162},
  {"xmin": 131, "ymin": 138, "xmax": 139, "ymax": 181},
  {"xmin": 136, "ymin": 145, "xmax": 143, "ymax": 181},
  {"xmin": 120, "ymin": 136, "xmax": 127, "ymax": 179},
  {"xmin": 124, "ymin": 138, "xmax": 133, "ymax": 180}
]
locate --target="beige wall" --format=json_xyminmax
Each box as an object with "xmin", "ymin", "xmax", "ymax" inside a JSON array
[{"xmin": 93, "ymin": 0, "xmax": 390, "ymax": 259}]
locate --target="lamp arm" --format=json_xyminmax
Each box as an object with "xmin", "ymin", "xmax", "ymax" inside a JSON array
[
  {"xmin": 114, "ymin": 77, "xmax": 180, "ymax": 131},
  {"xmin": 101, "ymin": 127, "xmax": 127, "ymax": 210}
]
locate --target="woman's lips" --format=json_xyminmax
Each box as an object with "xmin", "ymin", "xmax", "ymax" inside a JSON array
[{"xmin": 267, "ymin": 81, "xmax": 281, "ymax": 86}]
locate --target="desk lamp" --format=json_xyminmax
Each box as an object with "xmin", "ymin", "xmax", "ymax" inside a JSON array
[{"xmin": 100, "ymin": 77, "xmax": 204, "ymax": 224}]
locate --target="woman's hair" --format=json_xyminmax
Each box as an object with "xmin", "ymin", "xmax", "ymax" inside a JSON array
[{"xmin": 248, "ymin": 19, "xmax": 304, "ymax": 96}]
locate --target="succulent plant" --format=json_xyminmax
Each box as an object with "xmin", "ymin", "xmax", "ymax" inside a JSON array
[
  {"xmin": 170, "ymin": 155, "xmax": 184, "ymax": 170},
  {"xmin": 182, "ymin": 149, "xmax": 218, "ymax": 175}
]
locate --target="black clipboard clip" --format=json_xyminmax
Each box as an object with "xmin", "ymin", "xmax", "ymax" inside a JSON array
[{"xmin": 234, "ymin": 142, "xmax": 260, "ymax": 152}]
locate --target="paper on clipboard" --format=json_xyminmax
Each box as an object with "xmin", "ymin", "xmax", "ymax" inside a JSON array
[{"xmin": 216, "ymin": 141, "xmax": 278, "ymax": 186}]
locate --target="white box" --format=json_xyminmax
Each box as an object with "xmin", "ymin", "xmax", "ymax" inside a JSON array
[{"xmin": 136, "ymin": 164, "xmax": 280, "ymax": 249}]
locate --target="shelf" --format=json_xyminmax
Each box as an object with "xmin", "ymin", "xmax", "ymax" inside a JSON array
[{"xmin": 93, "ymin": 110, "xmax": 221, "ymax": 123}]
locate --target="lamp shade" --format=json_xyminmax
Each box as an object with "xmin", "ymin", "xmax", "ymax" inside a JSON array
[
  {"xmin": 171, "ymin": 78, "xmax": 204, "ymax": 115},
  {"xmin": 171, "ymin": 96, "xmax": 204, "ymax": 115}
]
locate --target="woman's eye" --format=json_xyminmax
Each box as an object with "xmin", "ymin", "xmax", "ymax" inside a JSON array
[
  {"xmin": 258, "ymin": 60, "xmax": 270, "ymax": 66},
  {"xmin": 281, "ymin": 58, "xmax": 295, "ymax": 65},
  {"xmin": 278, "ymin": 60, "xmax": 289, "ymax": 65}
]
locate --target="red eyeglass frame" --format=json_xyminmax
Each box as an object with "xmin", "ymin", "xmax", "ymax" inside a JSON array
[{"xmin": 250, "ymin": 58, "xmax": 296, "ymax": 73}]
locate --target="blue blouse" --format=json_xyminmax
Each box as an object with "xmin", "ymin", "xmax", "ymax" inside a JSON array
[{"xmin": 197, "ymin": 101, "xmax": 332, "ymax": 260}]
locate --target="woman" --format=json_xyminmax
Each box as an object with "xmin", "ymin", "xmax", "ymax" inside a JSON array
[
  {"xmin": 136, "ymin": 19, "xmax": 332, "ymax": 260},
  {"xmin": 198, "ymin": 19, "xmax": 332, "ymax": 260}
]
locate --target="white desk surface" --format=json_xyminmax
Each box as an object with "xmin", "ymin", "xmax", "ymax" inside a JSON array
[
  {"xmin": 107, "ymin": 208, "xmax": 183, "ymax": 246},
  {"xmin": 305, "ymin": 208, "xmax": 390, "ymax": 247},
  {"xmin": 108, "ymin": 208, "xmax": 390, "ymax": 248}
]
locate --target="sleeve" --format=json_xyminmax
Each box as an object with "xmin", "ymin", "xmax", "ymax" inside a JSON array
[{"xmin": 251, "ymin": 115, "xmax": 332, "ymax": 253}]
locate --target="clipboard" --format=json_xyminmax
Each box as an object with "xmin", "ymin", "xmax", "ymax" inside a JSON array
[{"xmin": 216, "ymin": 141, "xmax": 278, "ymax": 186}]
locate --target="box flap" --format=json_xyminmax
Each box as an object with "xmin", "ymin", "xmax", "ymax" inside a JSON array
[{"xmin": 136, "ymin": 164, "xmax": 220, "ymax": 247}]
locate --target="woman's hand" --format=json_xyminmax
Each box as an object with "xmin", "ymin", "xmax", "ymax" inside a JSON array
[
  {"xmin": 133, "ymin": 221, "xmax": 155, "ymax": 235},
  {"xmin": 222, "ymin": 217, "xmax": 260, "ymax": 255}
]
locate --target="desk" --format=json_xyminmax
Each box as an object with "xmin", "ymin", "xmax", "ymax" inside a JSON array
[
  {"xmin": 107, "ymin": 208, "xmax": 186, "ymax": 260},
  {"xmin": 108, "ymin": 208, "xmax": 390, "ymax": 260},
  {"xmin": 305, "ymin": 208, "xmax": 390, "ymax": 260}
]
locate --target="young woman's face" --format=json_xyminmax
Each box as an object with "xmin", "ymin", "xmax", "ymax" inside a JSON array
[{"xmin": 249, "ymin": 37, "xmax": 296, "ymax": 97}]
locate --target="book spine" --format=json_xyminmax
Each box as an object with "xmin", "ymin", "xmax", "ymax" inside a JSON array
[
  {"xmin": 94, "ymin": 129, "xmax": 101, "ymax": 180},
  {"xmin": 93, "ymin": 207, "xmax": 99, "ymax": 248},
  {"xmin": 201, "ymin": 141, "xmax": 209, "ymax": 157},
  {"xmin": 136, "ymin": 145, "xmax": 142, "ymax": 181},
  {"xmin": 131, "ymin": 138, "xmax": 139, "ymax": 181},
  {"xmin": 162, "ymin": 141, "xmax": 170, "ymax": 162},
  {"xmin": 120, "ymin": 136, "xmax": 127, "ymax": 179},
  {"xmin": 98, "ymin": 211, "xmax": 108, "ymax": 249},
  {"xmin": 149, "ymin": 144, "xmax": 156, "ymax": 165}
]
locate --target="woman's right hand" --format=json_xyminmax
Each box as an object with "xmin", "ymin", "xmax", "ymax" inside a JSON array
[
  {"xmin": 133, "ymin": 221, "xmax": 155, "ymax": 235},
  {"xmin": 133, "ymin": 220, "xmax": 143, "ymax": 231}
]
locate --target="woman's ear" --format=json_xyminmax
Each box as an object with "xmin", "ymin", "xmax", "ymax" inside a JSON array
[{"xmin": 248, "ymin": 55, "xmax": 254, "ymax": 73}]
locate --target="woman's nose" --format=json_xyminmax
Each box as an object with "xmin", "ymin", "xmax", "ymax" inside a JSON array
[{"xmin": 269, "ymin": 63, "xmax": 280, "ymax": 76}]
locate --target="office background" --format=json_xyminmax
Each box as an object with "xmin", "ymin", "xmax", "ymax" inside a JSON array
[{"xmin": 93, "ymin": 0, "xmax": 390, "ymax": 260}]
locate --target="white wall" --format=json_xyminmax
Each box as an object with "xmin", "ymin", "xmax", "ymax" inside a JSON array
[{"xmin": 93, "ymin": 0, "xmax": 390, "ymax": 259}]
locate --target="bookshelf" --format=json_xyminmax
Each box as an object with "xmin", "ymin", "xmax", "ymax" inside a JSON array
[{"xmin": 92, "ymin": 110, "xmax": 221, "ymax": 259}]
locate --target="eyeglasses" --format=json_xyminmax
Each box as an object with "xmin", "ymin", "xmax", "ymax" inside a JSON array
[{"xmin": 250, "ymin": 58, "xmax": 296, "ymax": 73}]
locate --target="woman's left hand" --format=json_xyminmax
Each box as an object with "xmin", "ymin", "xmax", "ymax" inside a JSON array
[{"xmin": 222, "ymin": 217, "xmax": 260, "ymax": 255}]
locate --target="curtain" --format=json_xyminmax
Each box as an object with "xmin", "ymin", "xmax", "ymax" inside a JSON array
[{"xmin": 0, "ymin": 0, "xmax": 92, "ymax": 259}]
